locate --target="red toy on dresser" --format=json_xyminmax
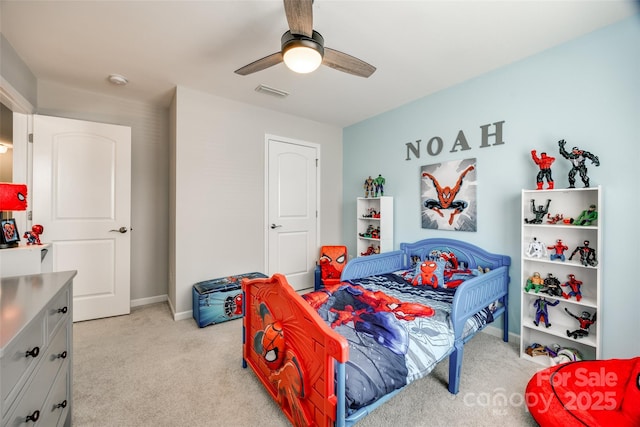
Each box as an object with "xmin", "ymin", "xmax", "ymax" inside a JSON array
[{"xmin": 526, "ymin": 357, "xmax": 640, "ymax": 426}]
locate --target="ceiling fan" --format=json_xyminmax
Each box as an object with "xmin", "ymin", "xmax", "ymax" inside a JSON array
[{"xmin": 234, "ymin": 0, "xmax": 376, "ymax": 78}]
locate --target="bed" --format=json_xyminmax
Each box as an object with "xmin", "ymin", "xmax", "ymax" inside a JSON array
[{"xmin": 242, "ymin": 238, "xmax": 510, "ymax": 427}]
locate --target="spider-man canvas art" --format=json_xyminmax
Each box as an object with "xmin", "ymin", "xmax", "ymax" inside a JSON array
[{"xmin": 421, "ymin": 158, "xmax": 477, "ymax": 231}]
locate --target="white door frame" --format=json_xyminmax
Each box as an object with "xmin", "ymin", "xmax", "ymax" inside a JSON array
[{"xmin": 264, "ymin": 134, "xmax": 321, "ymax": 278}]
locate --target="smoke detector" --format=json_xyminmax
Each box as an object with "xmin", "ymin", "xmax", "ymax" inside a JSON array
[{"xmin": 108, "ymin": 74, "xmax": 129, "ymax": 85}]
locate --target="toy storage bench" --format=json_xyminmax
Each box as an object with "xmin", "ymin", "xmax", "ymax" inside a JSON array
[{"xmin": 193, "ymin": 272, "xmax": 267, "ymax": 327}]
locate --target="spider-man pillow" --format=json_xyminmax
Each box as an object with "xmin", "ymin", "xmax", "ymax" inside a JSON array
[{"xmin": 410, "ymin": 260, "xmax": 445, "ymax": 288}]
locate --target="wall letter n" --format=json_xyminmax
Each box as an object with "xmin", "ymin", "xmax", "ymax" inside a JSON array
[
  {"xmin": 405, "ymin": 140, "xmax": 421, "ymax": 160},
  {"xmin": 479, "ymin": 121, "xmax": 506, "ymax": 147}
]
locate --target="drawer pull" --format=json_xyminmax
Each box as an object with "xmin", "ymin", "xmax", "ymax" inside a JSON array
[
  {"xmin": 25, "ymin": 346, "xmax": 40, "ymax": 358},
  {"xmin": 57, "ymin": 306, "xmax": 68, "ymax": 314},
  {"xmin": 55, "ymin": 400, "xmax": 68, "ymax": 410},
  {"xmin": 25, "ymin": 410, "xmax": 40, "ymax": 423},
  {"xmin": 56, "ymin": 350, "xmax": 68, "ymax": 359}
]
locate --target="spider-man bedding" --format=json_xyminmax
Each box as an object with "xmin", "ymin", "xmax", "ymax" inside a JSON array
[
  {"xmin": 303, "ymin": 271, "xmax": 495, "ymax": 412},
  {"xmin": 242, "ymin": 238, "xmax": 510, "ymax": 427}
]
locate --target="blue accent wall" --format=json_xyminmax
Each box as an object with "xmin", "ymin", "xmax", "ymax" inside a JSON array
[{"xmin": 343, "ymin": 16, "xmax": 640, "ymax": 358}]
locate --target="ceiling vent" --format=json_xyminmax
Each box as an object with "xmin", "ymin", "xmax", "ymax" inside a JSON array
[{"xmin": 255, "ymin": 84, "xmax": 289, "ymax": 98}]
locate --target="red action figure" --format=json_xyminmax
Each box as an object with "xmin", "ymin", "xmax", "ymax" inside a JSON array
[
  {"xmin": 561, "ymin": 274, "xmax": 583, "ymax": 301},
  {"xmin": 547, "ymin": 239, "xmax": 568, "ymax": 261},
  {"xmin": 531, "ymin": 150, "xmax": 555, "ymax": 189}
]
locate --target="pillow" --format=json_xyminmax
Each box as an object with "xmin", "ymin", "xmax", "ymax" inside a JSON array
[{"xmin": 411, "ymin": 260, "xmax": 445, "ymax": 288}]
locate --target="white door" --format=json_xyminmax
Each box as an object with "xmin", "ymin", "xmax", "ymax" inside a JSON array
[
  {"xmin": 32, "ymin": 115, "xmax": 131, "ymax": 322},
  {"xmin": 267, "ymin": 137, "xmax": 318, "ymax": 292}
]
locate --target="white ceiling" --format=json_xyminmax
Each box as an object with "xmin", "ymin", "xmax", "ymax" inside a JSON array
[{"xmin": 1, "ymin": 1, "xmax": 637, "ymax": 128}]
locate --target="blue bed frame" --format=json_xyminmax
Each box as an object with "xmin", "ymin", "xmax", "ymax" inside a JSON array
[{"xmin": 338, "ymin": 238, "xmax": 510, "ymax": 425}]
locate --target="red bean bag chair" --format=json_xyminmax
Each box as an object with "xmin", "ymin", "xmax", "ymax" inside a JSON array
[{"xmin": 526, "ymin": 357, "xmax": 640, "ymax": 426}]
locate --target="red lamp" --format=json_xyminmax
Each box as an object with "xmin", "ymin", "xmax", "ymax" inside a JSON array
[{"xmin": 0, "ymin": 183, "xmax": 27, "ymax": 249}]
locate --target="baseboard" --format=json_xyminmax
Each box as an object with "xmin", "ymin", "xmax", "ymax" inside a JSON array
[
  {"xmin": 164, "ymin": 297, "xmax": 193, "ymax": 321},
  {"xmin": 173, "ymin": 310, "xmax": 192, "ymax": 321},
  {"xmin": 481, "ymin": 325, "xmax": 521, "ymax": 346},
  {"xmin": 130, "ymin": 294, "xmax": 168, "ymax": 308}
]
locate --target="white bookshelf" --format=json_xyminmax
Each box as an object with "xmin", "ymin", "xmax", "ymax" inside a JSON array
[{"xmin": 520, "ymin": 187, "xmax": 602, "ymax": 366}]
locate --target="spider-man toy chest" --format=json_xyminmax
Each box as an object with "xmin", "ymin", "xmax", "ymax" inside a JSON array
[{"xmin": 192, "ymin": 272, "xmax": 267, "ymax": 327}]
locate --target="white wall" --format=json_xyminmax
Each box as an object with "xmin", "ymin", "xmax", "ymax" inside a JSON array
[
  {"xmin": 37, "ymin": 80, "xmax": 170, "ymax": 306},
  {"xmin": 343, "ymin": 16, "xmax": 640, "ymax": 358},
  {"xmin": 171, "ymin": 86, "xmax": 343, "ymax": 318}
]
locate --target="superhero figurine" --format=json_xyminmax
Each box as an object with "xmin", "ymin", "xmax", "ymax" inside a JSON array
[
  {"xmin": 531, "ymin": 150, "xmax": 555, "ymax": 190},
  {"xmin": 23, "ymin": 224, "xmax": 44, "ymax": 245},
  {"xmin": 547, "ymin": 239, "xmax": 568, "ymax": 261},
  {"xmin": 541, "ymin": 273, "xmax": 563, "ymax": 297},
  {"xmin": 558, "ymin": 139, "xmax": 600, "ymax": 188},
  {"xmin": 547, "ymin": 213, "xmax": 564, "ymax": 224},
  {"xmin": 571, "ymin": 204, "xmax": 598, "ymax": 226},
  {"xmin": 569, "ymin": 240, "xmax": 598, "ymax": 267},
  {"xmin": 525, "ymin": 237, "xmax": 547, "ymax": 258},
  {"xmin": 565, "ymin": 308, "xmax": 596, "ymax": 339},
  {"xmin": 374, "ymin": 174, "xmax": 385, "ymax": 197},
  {"xmin": 561, "ymin": 274, "xmax": 583, "ymax": 301},
  {"xmin": 533, "ymin": 297, "xmax": 559, "ymax": 328},
  {"xmin": 524, "ymin": 199, "xmax": 551, "ymax": 224},
  {"xmin": 524, "ymin": 272, "xmax": 545, "ymax": 293},
  {"xmin": 363, "ymin": 176, "xmax": 374, "ymax": 198}
]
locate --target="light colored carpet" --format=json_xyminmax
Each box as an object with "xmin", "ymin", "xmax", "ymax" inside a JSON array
[{"xmin": 73, "ymin": 302, "xmax": 542, "ymax": 427}]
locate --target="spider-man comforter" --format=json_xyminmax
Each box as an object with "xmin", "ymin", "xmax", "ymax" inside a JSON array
[{"xmin": 303, "ymin": 272, "xmax": 494, "ymax": 413}]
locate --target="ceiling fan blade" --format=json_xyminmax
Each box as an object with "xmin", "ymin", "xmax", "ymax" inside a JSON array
[
  {"xmin": 323, "ymin": 48, "xmax": 376, "ymax": 78},
  {"xmin": 234, "ymin": 52, "xmax": 283, "ymax": 76},
  {"xmin": 283, "ymin": 0, "xmax": 313, "ymax": 37}
]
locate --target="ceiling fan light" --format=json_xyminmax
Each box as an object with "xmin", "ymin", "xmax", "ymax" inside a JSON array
[{"xmin": 283, "ymin": 46, "xmax": 322, "ymax": 74}]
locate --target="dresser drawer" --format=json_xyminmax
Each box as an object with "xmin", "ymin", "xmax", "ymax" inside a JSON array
[
  {"xmin": 38, "ymin": 361, "xmax": 70, "ymax": 427},
  {"xmin": 2, "ymin": 324, "xmax": 69, "ymax": 426},
  {"xmin": 0, "ymin": 313, "xmax": 45, "ymax": 415},
  {"xmin": 46, "ymin": 286, "xmax": 71, "ymax": 340}
]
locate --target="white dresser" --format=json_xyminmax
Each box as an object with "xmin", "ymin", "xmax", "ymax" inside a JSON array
[
  {"xmin": 1, "ymin": 271, "xmax": 77, "ymax": 427},
  {"xmin": 0, "ymin": 244, "xmax": 53, "ymax": 278}
]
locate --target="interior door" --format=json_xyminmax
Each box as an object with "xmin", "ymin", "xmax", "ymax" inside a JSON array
[
  {"xmin": 267, "ymin": 137, "xmax": 318, "ymax": 292},
  {"xmin": 32, "ymin": 115, "xmax": 131, "ymax": 322}
]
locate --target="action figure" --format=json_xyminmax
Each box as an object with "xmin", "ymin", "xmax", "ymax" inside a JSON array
[
  {"xmin": 524, "ymin": 272, "xmax": 545, "ymax": 293},
  {"xmin": 23, "ymin": 224, "xmax": 44, "ymax": 245},
  {"xmin": 525, "ymin": 343, "xmax": 549, "ymax": 357},
  {"xmin": 546, "ymin": 343, "xmax": 583, "ymax": 365},
  {"xmin": 571, "ymin": 204, "xmax": 598, "ymax": 226},
  {"xmin": 525, "ymin": 237, "xmax": 547, "ymax": 259},
  {"xmin": 541, "ymin": 273, "xmax": 563, "ymax": 297},
  {"xmin": 374, "ymin": 174, "xmax": 385, "ymax": 197},
  {"xmin": 422, "ymin": 165, "xmax": 475, "ymax": 226},
  {"xmin": 565, "ymin": 308, "xmax": 596, "ymax": 339},
  {"xmin": 547, "ymin": 213, "xmax": 564, "ymax": 224},
  {"xmin": 533, "ymin": 297, "xmax": 559, "ymax": 328},
  {"xmin": 531, "ymin": 150, "xmax": 555, "ymax": 190},
  {"xmin": 561, "ymin": 274, "xmax": 583, "ymax": 301},
  {"xmin": 524, "ymin": 199, "xmax": 551, "ymax": 224},
  {"xmin": 569, "ymin": 240, "xmax": 597, "ymax": 267},
  {"xmin": 547, "ymin": 239, "xmax": 568, "ymax": 261},
  {"xmin": 558, "ymin": 139, "xmax": 600, "ymax": 188},
  {"xmin": 363, "ymin": 176, "xmax": 374, "ymax": 198}
]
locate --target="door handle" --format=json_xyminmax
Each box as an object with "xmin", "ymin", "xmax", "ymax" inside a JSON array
[
  {"xmin": 270, "ymin": 224, "xmax": 282, "ymax": 229},
  {"xmin": 109, "ymin": 227, "xmax": 129, "ymax": 233}
]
